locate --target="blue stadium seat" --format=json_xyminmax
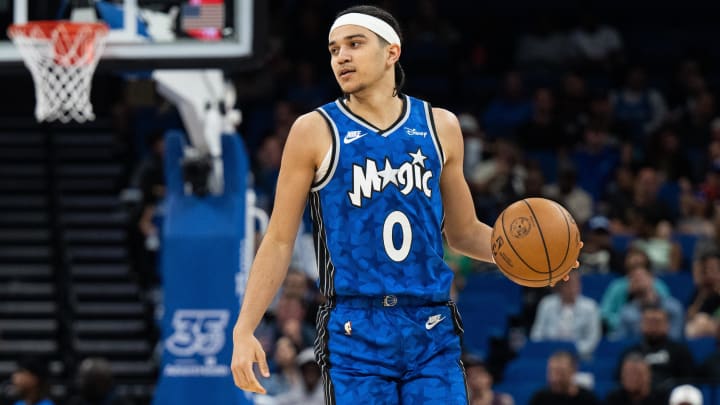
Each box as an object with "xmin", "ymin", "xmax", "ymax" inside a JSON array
[
  {"xmin": 519, "ymin": 340, "xmax": 578, "ymax": 359},
  {"xmin": 686, "ymin": 337, "xmax": 717, "ymax": 365},
  {"xmin": 593, "ymin": 380, "xmax": 617, "ymax": 401},
  {"xmin": 581, "ymin": 273, "xmax": 619, "ymax": 303},
  {"xmin": 673, "ymin": 233, "xmax": 699, "ymax": 270},
  {"xmin": 580, "ymin": 358, "xmax": 617, "ymax": 381},
  {"xmin": 658, "ymin": 271, "xmax": 695, "ymax": 307},
  {"xmin": 458, "ymin": 293, "xmax": 509, "ymax": 338},
  {"xmin": 611, "ymin": 234, "xmax": 635, "ymax": 255},
  {"xmin": 503, "ymin": 358, "xmax": 547, "ymax": 381},
  {"xmin": 460, "ymin": 272, "xmax": 523, "ymax": 316},
  {"xmin": 593, "ymin": 337, "xmax": 637, "ymax": 359}
]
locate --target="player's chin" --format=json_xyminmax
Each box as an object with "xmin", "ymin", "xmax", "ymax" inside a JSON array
[{"xmin": 337, "ymin": 81, "xmax": 361, "ymax": 94}]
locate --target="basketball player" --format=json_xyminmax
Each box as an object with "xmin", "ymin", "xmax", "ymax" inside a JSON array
[{"xmin": 231, "ymin": 5, "xmax": 578, "ymax": 403}]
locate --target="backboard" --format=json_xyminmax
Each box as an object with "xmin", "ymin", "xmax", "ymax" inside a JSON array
[{"xmin": 0, "ymin": 0, "xmax": 264, "ymax": 70}]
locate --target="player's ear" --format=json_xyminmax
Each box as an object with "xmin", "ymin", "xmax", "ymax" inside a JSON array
[{"xmin": 386, "ymin": 44, "xmax": 401, "ymax": 66}]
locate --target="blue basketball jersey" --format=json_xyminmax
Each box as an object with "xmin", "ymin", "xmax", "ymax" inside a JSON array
[{"xmin": 309, "ymin": 95, "xmax": 452, "ymax": 301}]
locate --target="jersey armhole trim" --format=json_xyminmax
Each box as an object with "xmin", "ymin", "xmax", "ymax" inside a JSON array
[
  {"xmin": 311, "ymin": 108, "xmax": 340, "ymax": 191},
  {"xmin": 424, "ymin": 101, "xmax": 446, "ymax": 168}
]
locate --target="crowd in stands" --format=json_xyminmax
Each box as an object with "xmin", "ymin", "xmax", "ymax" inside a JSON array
[{"xmin": 109, "ymin": 1, "xmax": 720, "ymax": 404}]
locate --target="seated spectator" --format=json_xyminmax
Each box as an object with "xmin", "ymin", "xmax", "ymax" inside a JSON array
[
  {"xmin": 630, "ymin": 213, "xmax": 683, "ymax": 273},
  {"xmin": 255, "ymin": 293, "xmax": 317, "ymax": 358},
  {"xmin": 569, "ymin": 12, "xmax": 623, "ymax": 73},
  {"xmin": 577, "ymin": 215, "xmax": 623, "ymax": 274},
  {"xmin": 571, "ymin": 124, "xmax": 620, "ymax": 202},
  {"xmin": 692, "ymin": 206, "xmax": 720, "ymax": 268},
  {"xmin": 263, "ymin": 336, "xmax": 302, "ymax": 397},
  {"xmin": 515, "ymin": 87, "xmax": 566, "ymax": 150},
  {"xmin": 514, "ymin": 14, "xmax": 578, "ymax": 76},
  {"xmin": 615, "ymin": 266, "xmax": 684, "ymax": 340},
  {"xmin": 10, "ymin": 358, "xmax": 54, "ymax": 405},
  {"xmin": 481, "ymin": 72, "xmax": 532, "ymax": 139},
  {"xmin": 603, "ymin": 353, "xmax": 668, "ymax": 405},
  {"xmin": 685, "ymin": 252, "xmax": 720, "ymax": 338},
  {"xmin": 530, "ymin": 272, "xmax": 601, "ymax": 359},
  {"xmin": 462, "ymin": 354, "xmax": 514, "ymax": 405},
  {"xmin": 619, "ymin": 305, "xmax": 694, "ymax": 389},
  {"xmin": 67, "ymin": 358, "xmax": 132, "ymax": 405},
  {"xmin": 668, "ymin": 384, "xmax": 704, "ymax": 405},
  {"xmin": 529, "ymin": 351, "xmax": 599, "ymax": 405},
  {"xmin": 600, "ymin": 248, "xmax": 671, "ymax": 332},
  {"xmin": 676, "ymin": 181, "xmax": 714, "ymax": 237},
  {"xmin": 543, "ymin": 163, "xmax": 593, "ymax": 226},
  {"xmin": 610, "ymin": 65, "xmax": 668, "ymax": 142},
  {"xmin": 645, "ymin": 126, "xmax": 693, "ymax": 183},
  {"xmin": 273, "ymin": 348, "xmax": 324, "ymax": 405},
  {"xmin": 697, "ymin": 323, "xmax": 720, "ymax": 381}
]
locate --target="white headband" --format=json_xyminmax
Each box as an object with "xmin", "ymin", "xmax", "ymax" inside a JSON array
[{"xmin": 329, "ymin": 13, "xmax": 401, "ymax": 46}]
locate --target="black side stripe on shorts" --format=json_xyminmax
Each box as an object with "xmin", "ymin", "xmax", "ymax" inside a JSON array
[{"xmin": 314, "ymin": 300, "xmax": 335, "ymax": 405}]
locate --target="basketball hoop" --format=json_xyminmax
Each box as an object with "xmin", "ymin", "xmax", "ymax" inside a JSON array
[{"xmin": 8, "ymin": 21, "xmax": 109, "ymax": 123}]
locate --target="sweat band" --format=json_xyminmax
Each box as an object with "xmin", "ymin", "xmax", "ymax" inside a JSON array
[{"xmin": 329, "ymin": 13, "xmax": 401, "ymax": 46}]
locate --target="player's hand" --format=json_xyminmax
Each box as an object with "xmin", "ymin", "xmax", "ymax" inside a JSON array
[
  {"xmin": 553, "ymin": 241, "xmax": 584, "ymax": 286},
  {"xmin": 231, "ymin": 331, "xmax": 269, "ymax": 394}
]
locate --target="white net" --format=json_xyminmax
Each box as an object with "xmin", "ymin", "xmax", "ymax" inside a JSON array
[{"xmin": 8, "ymin": 22, "xmax": 109, "ymax": 124}]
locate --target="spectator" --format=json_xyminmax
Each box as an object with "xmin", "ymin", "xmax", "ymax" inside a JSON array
[
  {"xmin": 468, "ymin": 138, "xmax": 527, "ymax": 222},
  {"xmin": 619, "ymin": 305, "xmax": 694, "ymax": 390},
  {"xmin": 528, "ymin": 351, "xmax": 599, "ymax": 405},
  {"xmin": 10, "ymin": 358, "xmax": 54, "ymax": 405},
  {"xmin": 645, "ymin": 126, "xmax": 693, "ymax": 183},
  {"xmin": 615, "ymin": 266, "xmax": 685, "ymax": 340},
  {"xmin": 530, "ymin": 272, "xmax": 601, "ymax": 359},
  {"xmin": 676, "ymin": 90, "xmax": 716, "ymax": 149},
  {"xmin": 569, "ymin": 12, "xmax": 623, "ymax": 73},
  {"xmin": 273, "ymin": 348, "xmax": 324, "ymax": 405},
  {"xmin": 693, "ymin": 209, "xmax": 720, "ymax": 267},
  {"xmin": 676, "ymin": 181, "xmax": 714, "ymax": 237},
  {"xmin": 458, "ymin": 113, "xmax": 486, "ymax": 176},
  {"xmin": 609, "ymin": 167, "xmax": 676, "ymax": 232},
  {"xmin": 515, "ymin": 87, "xmax": 565, "ymax": 150},
  {"xmin": 630, "ymin": 214, "xmax": 683, "ymax": 273},
  {"xmin": 514, "ymin": 14, "xmax": 578, "ymax": 76},
  {"xmin": 697, "ymin": 323, "xmax": 720, "ymax": 381},
  {"xmin": 571, "ymin": 124, "xmax": 620, "ymax": 202},
  {"xmin": 67, "ymin": 358, "xmax": 132, "ymax": 405},
  {"xmin": 254, "ymin": 134, "xmax": 284, "ymax": 212},
  {"xmin": 255, "ymin": 293, "xmax": 317, "ymax": 358},
  {"xmin": 481, "ymin": 72, "xmax": 533, "ymax": 139},
  {"xmin": 462, "ymin": 354, "xmax": 514, "ymax": 405},
  {"xmin": 685, "ymin": 252, "xmax": 720, "ymax": 338},
  {"xmin": 668, "ymin": 384, "xmax": 703, "ymax": 405},
  {"xmin": 603, "ymin": 353, "xmax": 668, "ymax": 405},
  {"xmin": 610, "ymin": 65, "xmax": 668, "ymax": 142},
  {"xmin": 600, "ymin": 249, "xmax": 672, "ymax": 332},
  {"xmin": 263, "ymin": 336, "xmax": 302, "ymax": 397},
  {"xmin": 543, "ymin": 163, "xmax": 593, "ymax": 226},
  {"xmin": 556, "ymin": 72, "xmax": 589, "ymax": 146},
  {"xmin": 577, "ymin": 215, "xmax": 622, "ymax": 274}
]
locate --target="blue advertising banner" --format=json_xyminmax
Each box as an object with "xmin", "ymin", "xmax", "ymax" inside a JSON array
[{"xmin": 152, "ymin": 131, "xmax": 252, "ymax": 405}]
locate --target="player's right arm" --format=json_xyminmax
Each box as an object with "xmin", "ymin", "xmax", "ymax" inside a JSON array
[{"xmin": 231, "ymin": 111, "xmax": 330, "ymax": 394}]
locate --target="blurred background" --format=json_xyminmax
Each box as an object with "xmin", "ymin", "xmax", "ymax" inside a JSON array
[{"xmin": 2, "ymin": 1, "xmax": 720, "ymax": 404}]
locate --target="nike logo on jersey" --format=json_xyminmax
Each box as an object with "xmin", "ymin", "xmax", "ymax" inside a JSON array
[
  {"xmin": 348, "ymin": 148, "xmax": 433, "ymax": 208},
  {"xmin": 343, "ymin": 130, "xmax": 368, "ymax": 144},
  {"xmin": 425, "ymin": 314, "xmax": 445, "ymax": 330}
]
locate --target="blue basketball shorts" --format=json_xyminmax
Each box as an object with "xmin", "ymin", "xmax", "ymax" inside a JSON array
[{"xmin": 314, "ymin": 296, "xmax": 468, "ymax": 404}]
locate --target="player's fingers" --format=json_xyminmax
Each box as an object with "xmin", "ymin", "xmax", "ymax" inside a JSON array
[
  {"xmin": 256, "ymin": 350, "xmax": 270, "ymax": 378},
  {"xmin": 238, "ymin": 363, "xmax": 266, "ymax": 394}
]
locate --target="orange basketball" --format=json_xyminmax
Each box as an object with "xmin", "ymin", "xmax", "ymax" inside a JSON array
[{"xmin": 491, "ymin": 198, "xmax": 582, "ymax": 288}]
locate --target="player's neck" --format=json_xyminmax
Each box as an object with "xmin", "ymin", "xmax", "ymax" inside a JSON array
[{"xmin": 345, "ymin": 90, "xmax": 403, "ymax": 129}]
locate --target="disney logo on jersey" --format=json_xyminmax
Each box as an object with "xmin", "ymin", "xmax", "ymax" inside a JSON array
[
  {"xmin": 343, "ymin": 130, "xmax": 368, "ymax": 144},
  {"xmin": 404, "ymin": 127, "xmax": 427, "ymax": 137},
  {"xmin": 348, "ymin": 148, "xmax": 433, "ymax": 207}
]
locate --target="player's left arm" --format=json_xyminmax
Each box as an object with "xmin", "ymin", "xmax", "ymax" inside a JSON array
[{"xmin": 434, "ymin": 107, "xmax": 494, "ymax": 263}]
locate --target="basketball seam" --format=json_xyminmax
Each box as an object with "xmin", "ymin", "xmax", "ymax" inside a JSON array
[
  {"xmin": 522, "ymin": 199, "xmax": 554, "ymax": 285},
  {"xmin": 500, "ymin": 208, "xmax": 548, "ymax": 276},
  {"xmin": 549, "ymin": 201, "xmax": 572, "ymax": 272}
]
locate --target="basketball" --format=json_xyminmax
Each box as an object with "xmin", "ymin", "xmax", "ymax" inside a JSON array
[{"xmin": 491, "ymin": 198, "xmax": 582, "ymax": 288}]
